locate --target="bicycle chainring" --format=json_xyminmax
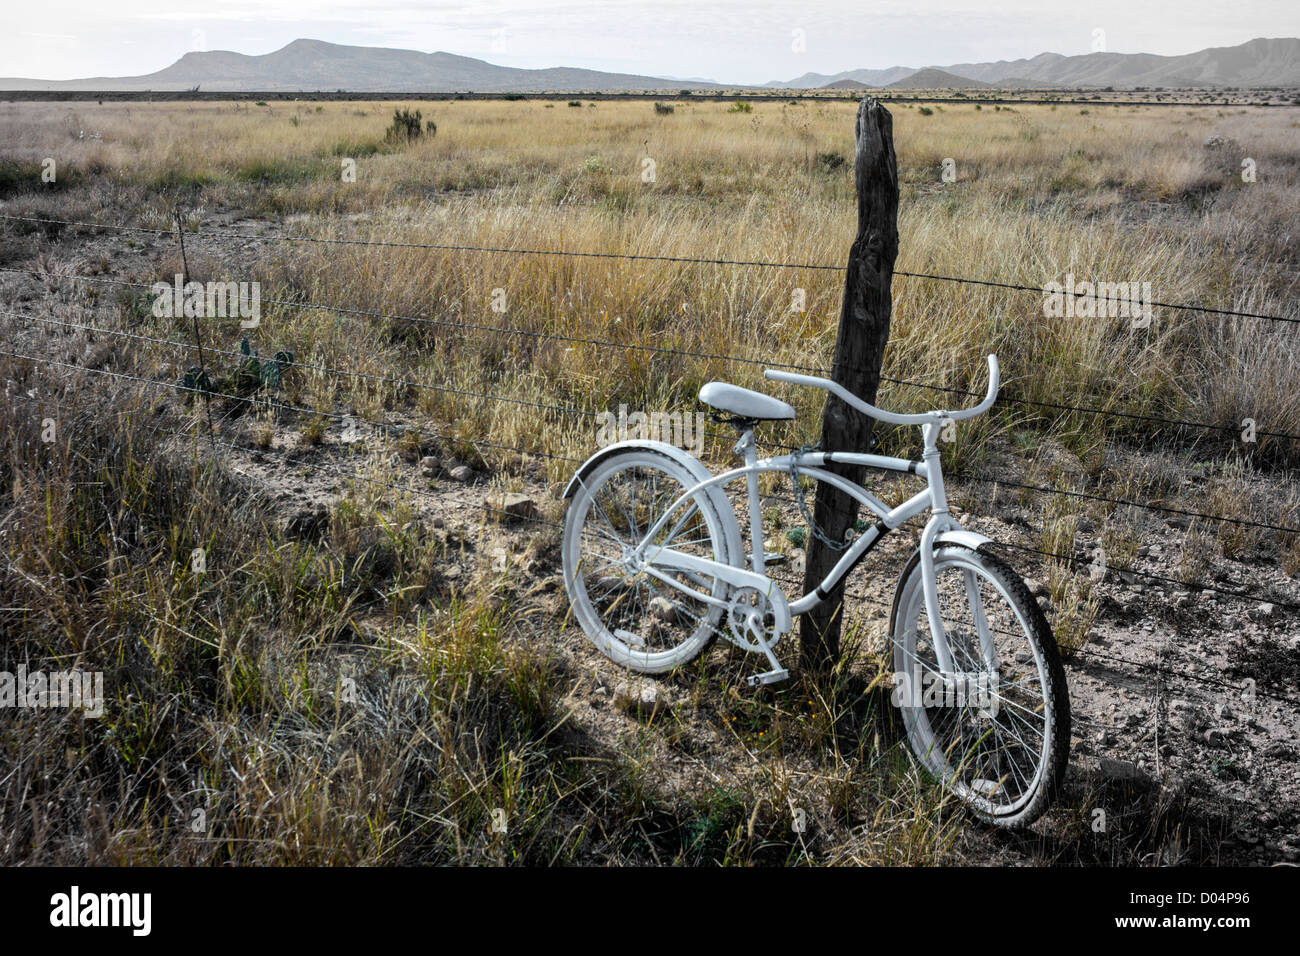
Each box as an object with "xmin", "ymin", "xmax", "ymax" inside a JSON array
[{"xmin": 726, "ymin": 587, "xmax": 781, "ymax": 651}]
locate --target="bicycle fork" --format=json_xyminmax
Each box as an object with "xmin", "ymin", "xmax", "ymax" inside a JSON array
[{"xmin": 918, "ymin": 421, "xmax": 999, "ymax": 687}]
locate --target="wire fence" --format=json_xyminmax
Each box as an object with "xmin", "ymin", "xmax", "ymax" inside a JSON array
[
  {"xmin": 1, "ymin": 208, "xmax": 1296, "ymax": 723},
  {"xmin": 4, "ymin": 213, "xmax": 1298, "ymax": 324}
]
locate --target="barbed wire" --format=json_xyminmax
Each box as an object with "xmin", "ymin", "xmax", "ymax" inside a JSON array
[
  {"xmin": 995, "ymin": 540, "xmax": 1298, "ymax": 612},
  {"xmin": 2, "ymin": 213, "xmax": 1296, "ymax": 325},
  {"xmin": 5, "ymin": 264, "xmax": 1300, "ymax": 443},
  {"xmin": 951, "ymin": 469, "xmax": 1300, "ymax": 537},
  {"xmin": 4, "ymin": 336, "xmax": 1295, "ymax": 628},
  {"xmin": 0, "ymin": 345, "xmax": 586, "ymax": 467},
  {"xmin": 7, "ymin": 299, "xmax": 1297, "ymax": 540},
  {"xmin": 840, "ymin": 585, "xmax": 1300, "ymax": 707}
]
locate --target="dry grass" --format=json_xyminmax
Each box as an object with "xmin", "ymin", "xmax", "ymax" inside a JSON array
[{"xmin": 7, "ymin": 98, "xmax": 1297, "ymax": 476}]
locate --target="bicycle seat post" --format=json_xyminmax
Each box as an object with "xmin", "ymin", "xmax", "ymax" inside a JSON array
[{"xmin": 731, "ymin": 424, "xmax": 766, "ymax": 575}]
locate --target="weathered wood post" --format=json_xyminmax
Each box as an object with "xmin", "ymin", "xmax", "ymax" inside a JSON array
[{"xmin": 799, "ymin": 98, "xmax": 898, "ymax": 674}]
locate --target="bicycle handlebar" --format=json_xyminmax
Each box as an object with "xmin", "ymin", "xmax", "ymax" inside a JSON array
[{"xmin": 764, "ymin": 354, "xmax": 1000, "ymax": 427}]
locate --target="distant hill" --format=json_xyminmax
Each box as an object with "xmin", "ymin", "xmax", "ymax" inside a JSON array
[
  {"xmin": 821, "ymin": 78, "xmax": 870, "ymax": 90},
  {"xmin": 886, "ymin": 68, "xmax": 991, "ymax": 90},
  {"xmin": 0, "ymin": 38, "xmax": 723, "ymax": 92},
  {"xmin": 769, "ymin": 37, "xmax": 1300, "ymax": 89},
  {"xmin": 770, "ymin": 66, "xmax": 915, "ymax": 89},
  {"xmin": 941, "ymin": 37, "xmax": 1300, "ymax": 87}
]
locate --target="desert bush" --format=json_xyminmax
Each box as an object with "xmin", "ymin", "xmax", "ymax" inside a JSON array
[
  {"xmin": 385, "ymin": 108, "xmax": 424, "ymax": 144},
  {"xmin": 815, "ymin": 151, "xmax": 847, "ymax": 172}
]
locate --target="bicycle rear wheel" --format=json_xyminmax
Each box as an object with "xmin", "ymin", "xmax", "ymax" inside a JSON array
[
  {"xmin": 562, "ymin": 447, "xmax": 738, "ymax": 673},
  {"xmin": 889, "ymin": 544, "xmax": 1070, "ymax": 827}
]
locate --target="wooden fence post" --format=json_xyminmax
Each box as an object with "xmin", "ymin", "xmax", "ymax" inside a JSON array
[{"xmin": 799, "ymin": 98, "xmax": 899, "ymax": 674}]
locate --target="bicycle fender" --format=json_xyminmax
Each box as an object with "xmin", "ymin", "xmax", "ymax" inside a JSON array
[
  {"xmin": 935, "ymin": 528, "xmax": 994, "ymax": 552},
  {"xmin": 563, "ymin": 439, "xmax": 744, "ymax": 566},
  {"xmin": 565, "ymin": 439, "xmax": 709, "ymax": 498},
  {"xmin": 888, "ymin": 530, "xmax": 996, "ymax": 648}
]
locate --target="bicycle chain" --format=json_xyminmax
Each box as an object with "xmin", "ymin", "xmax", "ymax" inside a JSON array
[{"xmin": 789, "ymin": 443, "xmax": 851, "ymax": 552}]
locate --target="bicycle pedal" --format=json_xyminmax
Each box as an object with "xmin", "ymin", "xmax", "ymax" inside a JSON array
[
  {"xmin": 746, "ymin": 668, "xmax": 790, "ymax": 687},
  {"xmin": 752, "ymin": 551, "xmax": 786, "ymax": 566}
]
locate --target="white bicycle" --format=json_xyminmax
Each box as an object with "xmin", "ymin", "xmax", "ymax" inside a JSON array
[{"xmin": 561, "ymin": 355, "xmax": 1070, "ymax": 826}]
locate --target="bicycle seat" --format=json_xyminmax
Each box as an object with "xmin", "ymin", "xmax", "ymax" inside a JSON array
[{"xmin": 698, "ymin": 382, "xmax": 795, "ymax": 421}]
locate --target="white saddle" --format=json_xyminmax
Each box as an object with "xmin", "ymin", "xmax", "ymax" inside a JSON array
[{"xmin": 698, "ymin": 382, "xmax": 795, "ymax": 421}]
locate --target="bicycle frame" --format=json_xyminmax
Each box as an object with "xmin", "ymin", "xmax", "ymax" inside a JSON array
[{"xmin": 632, "ymin": 419, "xmax": 985, "ymax": 674}]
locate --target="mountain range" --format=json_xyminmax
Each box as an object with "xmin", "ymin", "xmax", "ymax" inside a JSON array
[
  {"xmin": 769, "ymin": 37, "xmax": 1300, "ymax": 89},
  {"xmin": 0, "ymin": 36, "xmax": 1297, "ymax": 92},
  {"xmin": 0, "ymin": 38, "xmax": 722, "ymax": 92}
]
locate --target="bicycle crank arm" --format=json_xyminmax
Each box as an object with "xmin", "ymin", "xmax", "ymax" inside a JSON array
[{"xmin": 640, "ymin": 547, "xmax": 792, "ymax": 635}]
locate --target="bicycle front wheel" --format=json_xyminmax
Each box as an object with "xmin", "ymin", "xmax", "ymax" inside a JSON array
[
  {"xmin": 889, "ymin": 544, "xmax": 1070, "ymax": 827},
  {"xmin": 562, "ymin": 447, "xmax": 738, "ymax": 673}
]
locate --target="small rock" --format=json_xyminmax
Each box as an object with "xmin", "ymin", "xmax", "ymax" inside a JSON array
[
  {"xmin": 1024, "ymin": 577, "xmax": 1044, "ymax": 596},
  {"xmin": 432, "ymin": 516, "xmax": 445, "ymax": 529},
  {"xmin": 1248, "ymin": 602, "xmax": 1276, "ymax": 623},
  {"xmin": 1263, "ymin": 742, "xmax": 1297, "ymax": 761},
  {"xmin": 419, "ymin": 455, "xmax": 441, "ymax": 478},
  {"xmin": 614, "ymin": 681, "xmax": 663, "ymax": 717},
  {"xmin": 485, "ymin": 492, "xmax": 537, "ymax": 522},
  {"xmin": 648, "ymin": 596, "xmax": 678, "ymax": 624},
  {"xmin": 1093, "ymin": 756, "xmax": 1154, "ymax": 788},
  {"xmin": 449, "ymin": 465, "xmax": 474, "ymax": 482},
  {"xmin": 281, "ymin": 504, "xmax": 328, "ymax": 539}
]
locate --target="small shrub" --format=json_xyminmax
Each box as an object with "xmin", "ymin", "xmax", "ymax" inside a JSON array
[
  {"xmin": 918, "ymin": 106, "xmax": 934, "ymax": 116},
  {"xmin": 385, "ymin": 108, "xmax": 424, "ymax": 144},
  {"xmin": 567, "ymin": 101, "xmax": 581, "ymax": 107},
  {"xmin": 301, "ymin": 415, "xmax": 328, "ymax": 446},
  {"xmin": 653, "ymin": 102, "xmax": 674, "ymax": 115},
  {"xmin": 1176, "ymin": 524, "xmax": 1214, "ymax": 586},
  {"xmin": 815, "ymin": 151, "xmax": 847, "ymax": 172},
  {"xmin": 728, "ymin": 101, "xmax": 753, "ymax": 113}
]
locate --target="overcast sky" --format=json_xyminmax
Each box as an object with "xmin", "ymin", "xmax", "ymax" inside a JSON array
[{"xmin": 7, "ymin": 1, "xmax": 1299, "ymax": 85}]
